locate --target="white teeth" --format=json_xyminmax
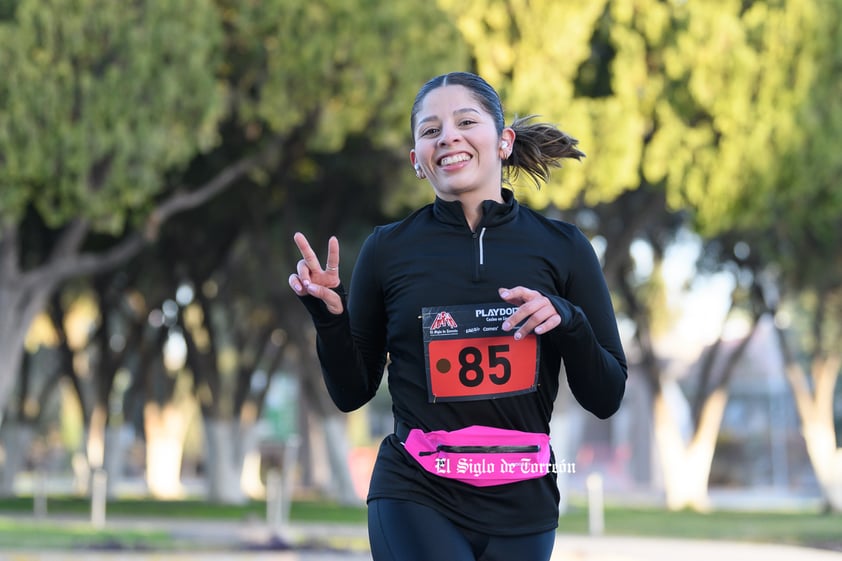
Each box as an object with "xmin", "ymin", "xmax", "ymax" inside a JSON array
[{"xmin": 440, "ymin": 154, "xmax": 471, "ymax": 166}]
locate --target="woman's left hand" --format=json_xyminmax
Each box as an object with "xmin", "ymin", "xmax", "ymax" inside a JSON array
[{"xmin": 498, "ymin": 286, "xmax": 563, "ymax": 340}]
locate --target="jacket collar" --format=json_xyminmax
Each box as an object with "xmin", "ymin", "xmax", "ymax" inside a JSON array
[{"xmin": 432, "ymin": 188, "xmax": 519, "ymax": 229}]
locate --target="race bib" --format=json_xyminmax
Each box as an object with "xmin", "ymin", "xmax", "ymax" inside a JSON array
[{"xmin": 421, "ymin": 303, "xmax": 540, "ymax": 402}]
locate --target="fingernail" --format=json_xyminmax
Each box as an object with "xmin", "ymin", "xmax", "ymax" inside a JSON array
[
  {"xmin": 293, "ymin": 283, "xmax": 301, "ymax": 292},
  {"xmin": 514, "ymin": 332, "xmax": 522, "ymax": 340},
  {"xmin": 303, "ymin": 279, "xmax": 310, "ymax": 287},
  {"xmin": 502, "ymin": 322, "xmax": 511, "ymax": 331},
  {"xmin": 500, "ymin": 290, "xmax": 510, "ymax": 298},
  {"xmin": 534, "ymin": 326, "xmax": 543, "ymax": 334}
]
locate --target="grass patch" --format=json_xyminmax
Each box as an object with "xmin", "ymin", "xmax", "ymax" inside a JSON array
[
  {"xmin": 289, "ymin": 500, "xmax": 368, "ymax": 524},
  {"xmin": 0, "ymin": 517, "xmax": 173, "ymax": 550},
  {"xmin": 0, "ymin": 496, "xmax": 369, "ymax": 551},
  {"xmin": 0, "ymin": 496, "xmax": 268, "ymax": 520},
  {"xmin": 0, "ymin": 496, "xmax": 369, "ymax": 524},
  {"xmin": 0, "ymin": 496, "xmax": 839, "ymax": 551},
  {"xmin": 558, "ymin": 503, "xmax": 842, "ymax": 549}
]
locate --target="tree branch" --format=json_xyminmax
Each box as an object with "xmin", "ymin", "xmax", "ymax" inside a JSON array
[
  {"xmin": 616, "ymin": 269, "xmax": 661, "ymax": 393},
  {"xmin": 601, "ymin": 188, "xmax": 667, "ymax": 284},
  {"xmin": 47, "ymin": 218, "xmax": 90, "ymax": 262},
  {"xmin": 145, "ymin": 141, "xmax": 278, "ymax": 239},
  {"xmin": 20, "ymin": 231, "xmax": 146, "ymax": 294},
  {"xmin": 19, "ymin": 139, "xmax": 283, "ymax": 294},
  {"xmin": 774, "ymin": 324, "xmax": 816, "ymax": 421},
  {"xmin": 0, "ymin": 222, "xmax": 20, "ymax": 282}
]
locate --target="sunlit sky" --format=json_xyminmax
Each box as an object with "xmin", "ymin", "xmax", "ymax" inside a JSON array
[
  {"xmin": 661, "ymin": 238, "xmax": 738, "ymax": 355},
  {"xmin": 624, "ymin": 229, "xmax": 744, "ymax": 364}
]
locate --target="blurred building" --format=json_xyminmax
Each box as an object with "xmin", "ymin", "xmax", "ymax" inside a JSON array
[{"xmin": 563, "ymin": 315, "xmax": 829, "ymax": 507}]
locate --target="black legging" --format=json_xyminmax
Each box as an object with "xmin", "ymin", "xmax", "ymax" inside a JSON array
[{"xmin": 368, "ymin": 498, "xmax": 556, "ymax": 561}]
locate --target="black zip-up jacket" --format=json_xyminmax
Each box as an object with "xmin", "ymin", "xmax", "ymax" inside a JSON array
[{"xmin": 300, "ymin": 189, "xmax": 626, "ymax": 535}]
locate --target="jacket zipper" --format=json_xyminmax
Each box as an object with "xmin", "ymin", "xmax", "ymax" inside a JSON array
[{"xmin": 472, "ymin": 227, "xmax": 487, "ymax": 282}]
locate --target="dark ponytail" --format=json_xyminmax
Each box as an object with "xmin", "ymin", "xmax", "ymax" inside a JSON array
[{"xmin": 505, "ymin": 115, "xmax": 585, "ymax": 189}]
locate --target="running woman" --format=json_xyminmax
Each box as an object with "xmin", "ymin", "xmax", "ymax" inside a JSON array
[{"xmin": 289, "ymin": 71, "xmax": 627, "ymax": 561}]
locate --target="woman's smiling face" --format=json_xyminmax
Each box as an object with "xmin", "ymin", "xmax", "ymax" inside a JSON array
[{"xmin": 410, "ymin": 85, "xmax": 511, "ymax": 202}]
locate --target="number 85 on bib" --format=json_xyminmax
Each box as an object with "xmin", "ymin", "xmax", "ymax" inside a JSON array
[{"xmin": 422, "ymin": 304, "xmax": 540, "ymax": 402}]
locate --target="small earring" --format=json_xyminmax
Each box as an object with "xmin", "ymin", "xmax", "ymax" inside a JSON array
[
  {"xmin": 501, "ymin": 141, "xmax": 509, "ymax": 149},
  {"xmin": 414, "ymin": 164, "xmax": 425, "ymax": 179}
]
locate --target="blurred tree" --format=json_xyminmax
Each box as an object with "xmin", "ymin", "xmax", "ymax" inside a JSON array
[
  {"xmin": 15, "ymin": 252, "xmax": 177, "ymax": 498},
  {"xmin": 147, "ymin": 187, "xmax": 273, "ymax": 503},
  {"xmin": 180, "ymin": 0, "xmax": 469, "ymax": 504},
  {"xmin": 440, "ymin": 0, "xmax": 841, "ymax": 510},
  {"xmin": 700, "ymin": 221, "xmax": 842, "ymax": 512},
  {"xmin": 0, "ymin": 0, "xmax": 468, "ymax": 504},
  {"xmin": 0, "ymin": 0, "xmax": 233, "ymax": 429},
  {"xmin": 691, "ymin": 0, "xmax": 842, "ymax": 511},
  {"xmin": 251, "ymin": 134, "xmax": 414, "ymax": 503},
  {"xmin": 775, "ymin": 281, "xmax": 842, "ymax": 513}
]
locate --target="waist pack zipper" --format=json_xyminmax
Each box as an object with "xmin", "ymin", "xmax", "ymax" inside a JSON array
[{"xmin": 418, "ymin": 444, "xmax": 541, "ymax": 456}]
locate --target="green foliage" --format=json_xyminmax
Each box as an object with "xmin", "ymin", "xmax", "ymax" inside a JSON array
[
  {"xmin": 0, "ymin": 0, "xmax": 471, "ymax": 234},
  {"xmin": 0, "ymin": 0, "xmax": 18, "ymax": 21},
  {"xmin": 437, "ymin": 0, "xmax": 644, "ymax": 208},
  {"xmin": 219, "ymin": 0, "xmax": 469, "ymax": 152},
  {"xmin": 0, "ymin": 0, "xmax": 225, "ymax": 233},
  {"xmin": 694, "ymin": 0, "xmax": 842, "ymax": 354},
  {"xmin": 648, "ymin": 0, "xmax": 835, "ymax": 235},
  {"xmin": 438, "ymin": 0, "xmax": 842, "ymax": 240}
]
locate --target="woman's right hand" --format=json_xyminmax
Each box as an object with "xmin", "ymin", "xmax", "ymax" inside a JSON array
[{"xmin": 288, "ymin": 232, "xmax": 344, "ymax": 315}]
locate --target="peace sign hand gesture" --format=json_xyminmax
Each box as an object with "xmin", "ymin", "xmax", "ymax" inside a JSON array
[{"xmin": 288, "ymin": 232, "xmax": 343, "ymax": 315}]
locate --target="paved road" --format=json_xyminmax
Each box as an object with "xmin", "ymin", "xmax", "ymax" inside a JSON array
[
  {"xmin": 4, "ymin": 538, "xmax": 842, "ymax": 561},
  {"xmin": 552, "ymin": 535, "xmax": 842, "ymax": 561}
]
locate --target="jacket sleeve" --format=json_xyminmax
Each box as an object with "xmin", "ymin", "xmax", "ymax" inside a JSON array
[
  {"xmin": 297, "ymin": 232, "xmax": 388, "ymax": 412},
  {"xmin": 545, "ymin": 228, "xmax": 627, "ymax": 419}
]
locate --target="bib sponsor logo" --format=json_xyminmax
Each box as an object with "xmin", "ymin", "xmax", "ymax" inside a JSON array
[
  {"xmin": 475, "ymin": 307, "xmax": 518, "ymax": 318},
  {"xmin": 430, "ymin": 311, "xmax": 458, "ymax": 333}
]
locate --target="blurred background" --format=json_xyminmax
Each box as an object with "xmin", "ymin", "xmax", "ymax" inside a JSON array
[{"xmin": 0, "ymin": 0, "xmax": 840, "ymax": 525}]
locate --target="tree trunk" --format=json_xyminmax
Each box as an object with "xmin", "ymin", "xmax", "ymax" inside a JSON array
[
  {"xmin": 550, "ymin": 381, "xmax": 586, "ymax": 515},
  {"xmin": 323, "ymin": 414, "xmax": 363, "ymax": 506},
  {"xmin": 144, "ymin": 402, "xmax": 188, "ymax": 499},
  {"xmin": 303, "ymin": 408, "xmax": 331, "ymax": 494},
  {"xmin": 86, "ymin": 404, "xmax": 108, "ymax": 470},
  {"xmin": 289, "ymin": 329, "xmax": 361, "ymax": 505},
  {"xmin": 801, "ymin": 416, "xmax": 842, "ymax": 512},
  {"xmin": 649, "ymin": 289, "xmax": 762, "ymax": 511},
  {"xmin": 104, "ymin": 425, "xmax": 133, "ymax": 498},
  {"xmin": 0, "ymin": 285, "xmax": 51, "ymax": 431},
  {"xmin": 240, "ymin": 421, "xmax": 266, "ymax": 499},
  {"xmin": 203, "ymin": 419, "xmax": 247, "ymax": 504},
  {"xmin": 776, "ymin": 333, "xmax": 842, "ymax": 512},
  {"xmin": 0, "ymin": 422, "xmax": 37, "ymax": 496},
  {"xmin": 652, "ymin": 382, "xmax": 732, "ymax": 512}
]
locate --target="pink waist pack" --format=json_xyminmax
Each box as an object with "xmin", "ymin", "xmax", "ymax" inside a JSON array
[{"xmin": 402, "ymin": 425, "xmax": 551, "ymax": 487}]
